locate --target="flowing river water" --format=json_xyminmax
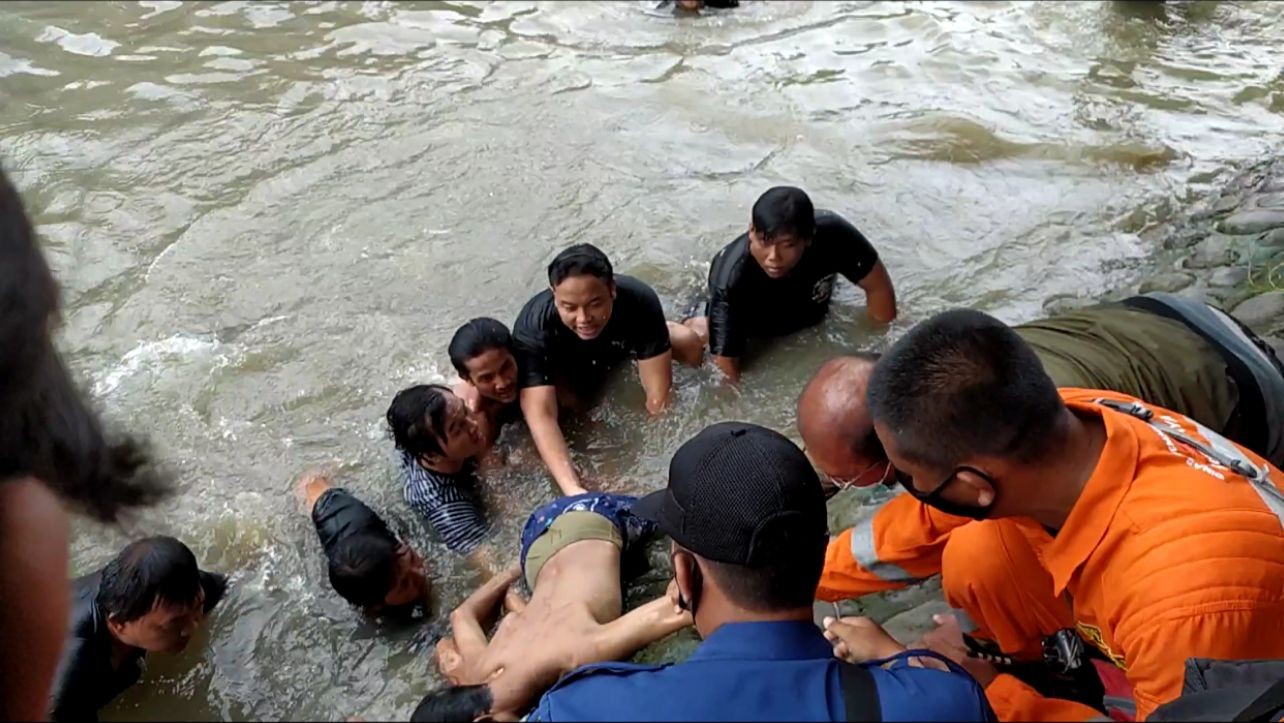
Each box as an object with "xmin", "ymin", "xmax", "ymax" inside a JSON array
[{"xmin": 3, "ymin": 1, "xmax": 1284, "ymax": 719}]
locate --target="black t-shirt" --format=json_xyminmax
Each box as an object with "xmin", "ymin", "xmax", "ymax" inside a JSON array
[
  {"xmin": 50, "ymin": 568, "xmax": 228, "ymax": 721},
  {"xmin": 705, "ymin": 210, "xmax": 879, "ymax": 358},
  {"xmin": 311, "ymin": 487, "xmax": 398, "ymax": 558},
  {"xmin": 513, "ymin": 274, "xmax": 672, "ymax": 391}
]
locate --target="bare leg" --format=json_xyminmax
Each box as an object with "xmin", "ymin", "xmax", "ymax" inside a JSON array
[
  {"xmin": 585, "ymin": 595, "xmax": 693, "ymax": 666},
  {"xmin": 667, "ymin": 321, "xmax": 705, "ymax": 367}
]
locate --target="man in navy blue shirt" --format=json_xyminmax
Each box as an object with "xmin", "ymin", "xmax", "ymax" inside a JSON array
[{"xmin": 528, "ymin": 422, "xmax": 995, "ymax": 722}]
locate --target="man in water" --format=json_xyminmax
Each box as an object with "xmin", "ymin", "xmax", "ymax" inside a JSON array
[
  {"xmin": 683, "ymin": 186, "xmax": 897, "ymax": 383},
  {"xmin": 661, "ymin": 0, "xmax": 740, "ymax": 11},
  {"xmin": 413, "ymin": 492, "xmax": 690, "ymax": 720},
  {"xmin": 49, "ymin": 537, "xmax": 227, "ymax": 721},
  {"xmin": 826, "ymin": 309, "xmax": 1284, "ymax": 721},
  {"xmin": 449, "ymin": 317, "xmax": 521, "ymax": 448},
  {"xmin": 513, "ymin": 243, "xmax": 703, "ymax": 496},
  {"xmin": 387, "ymin": 384, "xmax": 499, "ymax": 577},
  {"xmin": 298, "ymin": 472, "xmax": 430, "ymax": 616}
]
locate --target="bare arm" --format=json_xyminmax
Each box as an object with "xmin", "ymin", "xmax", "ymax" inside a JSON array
[
  {"xmin": 0, "ymin": 478, "xmax": 71, "ymax": 722},
  {"xmin": 588, "ymin": 594, "xmax": 693, "ymax": 665},
  {"xmin": 711, "ymin": 354, "xmax": 741, "ymax": 384},
  {"xmin": 857, "ymin": 260, "xmax": 897, "ymax": 323},
  {"xmin": 637, "ymin": 351, "xmax": 674, "ymax": 415},
  {"xmin": 448, "ymin": 567, "xmax": 522, "ymax": 661},
  {"xmin": 520, "ymin": 386, "xmax": 587, "ymax": 496},
  {"xmin": 465, "ymin": 543, "xmax": 501, "ymax": 582}
]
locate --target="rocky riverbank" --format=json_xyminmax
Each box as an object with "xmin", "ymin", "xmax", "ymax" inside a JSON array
[{"xmin": 830, "ymin": 153, "xmax": 1284, "ymax": 642}]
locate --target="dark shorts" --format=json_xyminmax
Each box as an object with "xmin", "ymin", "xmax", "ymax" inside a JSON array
[
  {"xmin": 1125, "ymin": 293, "xmax": 1284, "ymax": 466},
  {"xmin": 519, "ymin": 492, "xmax": 656, "ymax": 589}
]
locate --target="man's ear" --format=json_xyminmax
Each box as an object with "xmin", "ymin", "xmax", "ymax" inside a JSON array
[
  {"xmin": 673, "ymin": 550, "xmax": 696, "ymax": 604},
  {"xmin": 608, "ymin": 280, "xmax": 617, "ymax": 300},
  {"xmin": 952, "ymin": 467, "xmax": 996, "ymax": 508}
]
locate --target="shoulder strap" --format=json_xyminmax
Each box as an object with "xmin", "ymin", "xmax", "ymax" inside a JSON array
[
  {"xmin": 1234, "ymin": 677, "xmax": 1284, "ymax": 723},
  {"xmin": 839, "ymin": 663, "xmax": 882, "ymax": 722}
]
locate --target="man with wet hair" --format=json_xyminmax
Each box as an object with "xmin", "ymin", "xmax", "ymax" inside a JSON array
[
  {"xmin": 513, "ymin": 243, "xmax": 703, "ymax": 496},
  {"xmin": 0, "ymin": 164, "xmax": 172, "ymax": 721},
  {"xmin": 683, "ymin": 186, "xmax": 897, "ymax": 383},
  {"xmin": 387, "ymin": 384, "xmax": 499, "ymax": 576},
  {"xmin": 49, "ymin": 536, "xmax": 227, "ymax": 721},
  {"xmin": 449, "ymin": 317, "xmax": 521, "ymax": 447},
  {"xmin": 413, "ymin": 492, "xmax": 689, "ymax": 721},
  {"xmin": 298, "ymin": 472, "xmax": 430, "ymax": 616},
  {"xmin": 825, "ymin": 309, "xmax": 1284, "ymax": 721},
  {"xmin": 528, "ymin": 422, "xmax": 994, "ymax": 722}
]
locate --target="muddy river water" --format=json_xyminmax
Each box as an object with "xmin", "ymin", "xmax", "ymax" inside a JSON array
[{"xmin": 2, "ymin": 0, "xmax": 1283, "ymax": 719}]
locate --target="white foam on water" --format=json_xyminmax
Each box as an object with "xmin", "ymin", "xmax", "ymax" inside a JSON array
[{"xmin": 92, "ymin": 333, "xmax": 221, "ymax": 397}]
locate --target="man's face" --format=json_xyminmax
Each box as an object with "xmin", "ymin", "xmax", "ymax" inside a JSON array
[
  {"xmin": 874, "ymin": 421, "xmax": 997, "ymax": 517},
  {"xmin": 431, "ymin": 394, "xmax": 486, "ymax": 462},
  {"xmin": 805, "ymin": 442, "xmax": 893, "ymax": 497},
  {"xmin": 464, "ymin": 348, "xmax": 518, "ymax": 404},
  {"xmin": 383, "ymin": 545, "xmax": 428, "ymax": 608},
  {"xmin": 111, "ymin": 588, "xmax": 207, "ymax": 654},
  {"xmin": 748, "ymin": 227, "xmax": 809, "ymax": 279},
  {"xmin": 552, "ymin": 274, "xmax": 615, "ymax": 341},
  {"xmin": 677, "ymin": 0, "xmax": 702, "ymax": 9}
]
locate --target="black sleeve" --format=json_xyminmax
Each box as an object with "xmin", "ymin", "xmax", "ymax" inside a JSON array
[
  {"xmin": 198, "ymin": 570, "xmax": 228, "ymax": 613},
  {"xmin": 513, "ymin": 301, "xmax": 555, "ymax": 389},
  {"xmin": 706, "ymin": 244, "xmax": 747, "ymax": 358},
  {"xmin": 626, "ymin": 281, "xmax": 672, "ymax": 361},
  {"xmin": 311, "ymin": 487, "xmax": 394, "ymax": 556},
  {"xmin": 48, "ymin": 637, "xmax": 100, "ymax": 723},
  {"xmin": 821, "ymin": 212, "xmax": 880, "ymax": 284}
]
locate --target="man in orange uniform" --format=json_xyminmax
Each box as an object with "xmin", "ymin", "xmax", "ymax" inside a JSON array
[{"xmin": 825, "ymin": 308, "xmax": 1284, "ymax": 721}]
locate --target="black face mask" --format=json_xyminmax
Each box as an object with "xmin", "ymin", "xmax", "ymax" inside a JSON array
[{"xmin": 896, "ymin": 465, "xmax": 997, "ymax": 521}]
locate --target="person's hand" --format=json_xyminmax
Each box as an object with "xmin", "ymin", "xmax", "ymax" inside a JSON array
[
  {"xmin": 435, "ymin": 637, "xmax": 465, "ymax": 683},
  {"xmin": 822, "ymin": 616, "xmax": 905, "ymax": 664},
  {"xmin": 913, "ymin": 613, "xmax": 999, "ymax": 686},
  {"xmin": 666, "ymin": 579, "xmax": 683, "ymax": 615},
  {"xmin": 293, "ymin": 468, "xmax": 335, "ymax": 510}
]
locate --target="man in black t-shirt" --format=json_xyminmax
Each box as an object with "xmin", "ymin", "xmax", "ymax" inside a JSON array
[
  {"xmin": 513, "ymin": 244, "xmax": 703, "ymax": 496},
  {"xmin": 49, "ymin": 537, "xmax": 227, "ymax": 722},
  {"xmin": 683, "ymin": 186, "xmax": 897, "ymax": 383}
]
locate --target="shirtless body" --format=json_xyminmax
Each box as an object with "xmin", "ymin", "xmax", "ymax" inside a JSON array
[{"xmin": 428, "ymin": 494, "xmax": 690, "ymax": 720}]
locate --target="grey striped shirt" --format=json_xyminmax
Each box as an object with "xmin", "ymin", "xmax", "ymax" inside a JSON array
[{"xmin": 400, "ymin": 452, "xmax": 490, "ymax": 555}]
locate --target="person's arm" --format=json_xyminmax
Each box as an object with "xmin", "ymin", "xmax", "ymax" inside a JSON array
[
  {"xmin": 464, "ymin": 544, "xmax": 501, "ymax": 582},
  {"xmin": 706, "ymin": 291, "xmax": 745, "ymax": 385},
  {"xmin": 817, "ymin": 493, "xmax": 971, "ymax": 602},
  {"xmin": 438, "ymin": 567, "xmax": 522, "ymax": 685},
  {"xmin": 856, "ymin": 260, "xmax": 897, "ymax": 323},
  {"xmin": 519, "ymin": 385, "xmax": 587, "ymax": 496},
  {"xmin": 0, "ymin": 479, "xmax": 71, "ymax": 722},
  {"xmin": 297, "ymin": 472, "xmax": 333, "ymax": 513},
  {"xmin": 636, "ymin": 351, "xmax": 674, "ymax": 415},
  {"xmin": 711, "ymin": 354, "xmax": 741, "ymax": 384},
  {"xmin": 588, "ymin": 592, "xmax": 692, "ymax": 665}
]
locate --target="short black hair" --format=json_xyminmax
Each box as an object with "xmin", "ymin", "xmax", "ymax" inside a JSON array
[
  {"xmin": 386, "ymin": 384, "xmax": 452, "ymax": 459},
  {"xmin": 448, "ymin": 318, "xmax": 512, "ymax": 378},
  {"xmin": 699, "ymin": 535, "xmax": 826, "ymax": 613},
  {"xmin": 0, "ymin": 164, "xmax": 171, "ymax": 522},
  {"xmin": 547, "ymin": 243, "xmax": 613, "ymax": 287},
  {"xmin": 410, "ymin": 685, "xmax": 493, "ymax": 723},
  {"xmin": 96, "ymin": 536, "xmax": 202, "ymax": 623},
  {"xmin": 867, "ymin": 308, "xmax": 1064, "ymax": 471},
  {"xmin": 328, "ymin": 532, "xmax": 398, "ymax": 608},
  {"xmin": 751, "ymin": 186, "xmax": 815, "ymax": 242}
]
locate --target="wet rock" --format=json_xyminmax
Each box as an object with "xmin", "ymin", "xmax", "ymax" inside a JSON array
[
  {"xmin": 1261, "ymin": 228, "xmax": 1284, "ymax": 249},
  {"xmin": 1182, "ymin": 235, "xmax": 1240, "ymax": 269},
  {"xmin": 1209, "ymin": 267, "xmax": 1249, "ymax": 287},
  {"xmin": 1250, "ymin": 193, "xmax": 1284, "ymax": 210},
  {"xmin": 1262, "ymin": 177, "xmax": 1284, "ymax": 194},
  {"xmin": 883, "ymin": 599, "xmax": 951, "ymax": 646},
  {"xmin": 1232, "ymin": 291, "xmax": 1284, "ymax": 337},
  {"xmin": 1219, "ymin": 209, "xmax": 1284, "ymax": 235},
  {"xmin": 1138, "ymin": 271, "xmax": 1195, "ymax": 294},
  {"xmin": 1042, "ymin": 293, "xmax": 1088, "ymax": 316}
]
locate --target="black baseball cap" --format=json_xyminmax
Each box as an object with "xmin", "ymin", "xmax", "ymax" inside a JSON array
[{"xmin": 633, "ymin": 421, "xmax": 827, "ymax": 566}]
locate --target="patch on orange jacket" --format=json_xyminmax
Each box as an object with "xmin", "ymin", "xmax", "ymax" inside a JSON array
[{"xmin": 1077, "ymin": 622, "xmax": 1128, "ymax": 671}]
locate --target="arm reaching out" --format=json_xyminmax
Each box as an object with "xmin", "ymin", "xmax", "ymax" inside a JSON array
[
  {"xmin": 856, "ymin": 260, "xmax": 897, "ymax": 323},
  {"xmin": 520, "ymin": 386, "xmax": 587, "ymax": 496},
  {"xmin": 637, "ymin": 351, "xmax": 674, "ymax": 415}
]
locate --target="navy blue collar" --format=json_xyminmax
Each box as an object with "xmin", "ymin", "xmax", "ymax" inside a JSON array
[{"xmin": 688, "ymin": 620, "xmax": 833, "ymax": 663}]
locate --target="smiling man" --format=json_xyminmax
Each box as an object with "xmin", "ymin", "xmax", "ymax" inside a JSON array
[
  {"xmin": 512, "ymin": 244, "xmax": 703, "ymax": 496},
  {"xmin": 684, "ymin": 186, "xmax": 897, "ymax": 383},
  {"xmin": 49, "ymin": 537, "xmax": 227, "ymax": 722},
  {"xmin": 449, "ymin": 317, "xmax": 522, "ymax": 447}
]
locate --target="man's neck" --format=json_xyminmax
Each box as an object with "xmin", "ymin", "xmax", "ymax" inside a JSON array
[
  {"xmin": 420, "ymin": 456, "xmax": 466, "ymax": 475},
  {"xmin": 107, "ymin": 630, "xmax": 141, "ymax": 670},
  {"xmin": 1025, "ymin": 409, "xmax": 1108, "ymax": 531}
]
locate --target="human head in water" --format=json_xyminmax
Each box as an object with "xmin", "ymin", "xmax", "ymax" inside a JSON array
[
  {"xmin": 387, "ymin": 384, "xmax": 487, "ymax": 468},
  {"xmin": 329, "ymin": 531, "xmax": 428, "ymax": 612},
  {"xmin": 548, "ymin": 244, "xmax": 616, "ymax": 342},
  {"xmin": 449, "ymin": 318, "xmax": 519, "ymax": 405},
  {"xmin": 98, "ymin": 537, "xmax": 222, "ymax": 654},
  {"xmin": 749, "ymin": 186, "xmax": 816, "ymax": 280}
]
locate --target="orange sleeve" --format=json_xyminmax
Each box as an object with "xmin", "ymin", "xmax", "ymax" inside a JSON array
[
  {"xmin": 986, "ymin": 673, "xmax": 1109, "ymax": 722},
  {"xmin": 816, "ymin": 493, "xmax": 972, "ymax": 602}
]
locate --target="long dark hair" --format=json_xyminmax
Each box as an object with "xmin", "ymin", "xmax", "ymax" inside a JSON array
[{"xmin": 0, "ymin": 163, "xmax": 171, "ymax": 521}]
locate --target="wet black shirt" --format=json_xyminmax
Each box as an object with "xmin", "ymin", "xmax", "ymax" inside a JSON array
[
  {"xmin": 513, "ymin": 274, "xmax": 671, "ymax": 391},
  {"xmin": 49, "ymin": 569, "xmax": 228, "ymax": 722},
  {"xmin": 312, "ymin": 486, "xmax": 399, "ymax": 558},
  {"xmin": 705, "ymin": 210, "xmax": 879, "ymax": 358}
]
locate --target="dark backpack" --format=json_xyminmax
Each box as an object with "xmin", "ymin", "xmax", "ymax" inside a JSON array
[{"xmin": 1147, "ymin": 659, "xmax": 1284, "ymax": 722}]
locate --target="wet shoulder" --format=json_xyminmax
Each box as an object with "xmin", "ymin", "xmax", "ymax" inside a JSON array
[
  {"xmin": 67, "ymin": 571, "xmax": 106, "ymax": 639},
  {"xmin": 537, "ymin": 660, "xmax": 676, "ymax": 714},
  {"xmin": 869, "ymin": 662, "xmax": 992, "ymax": 721},
  {"xmin": 708, "ymin": 233, "xmax": 752, "ymax": 292},
  {"xmin": 513, "ymin": 288, "xmax": 557, "ymax": 342},
  {"xmin": 813, "ymin": 209, "xmax": 865, "ymax": 245},
  {"xmin": 612, "ymin": 274, "xmax": 661, "ymax": 308}
]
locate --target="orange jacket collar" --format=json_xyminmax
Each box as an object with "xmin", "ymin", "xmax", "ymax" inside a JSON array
[{"xmin": 1043, "ymin": 396, "xmax": 1140, "ymax": 597}]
